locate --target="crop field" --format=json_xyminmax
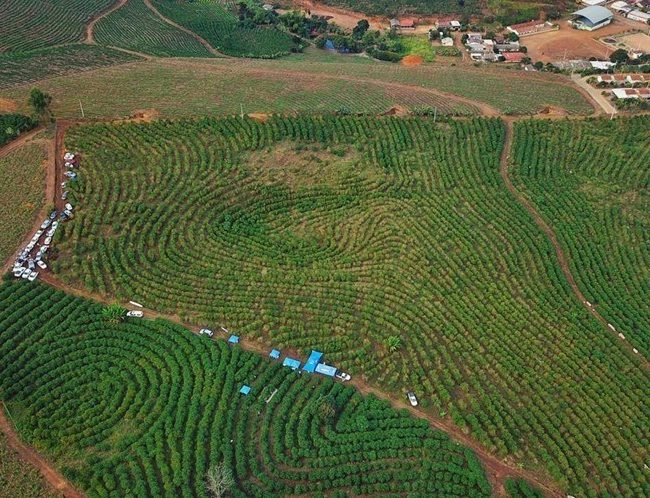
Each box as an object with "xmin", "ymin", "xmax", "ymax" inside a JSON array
[
  {"xmin": 94, "ymin": 0, "xmax": 215, "ymax": 58},
  {"xmin": 0, "ymin": 55, "xmax": 592, "ymax": 117},
  {"xmin": 0, "ymin": 0, "xmax": 114, "ymax": 53},
  {"xmin": 51, "ymin": 115, "xmax": 649, "ymax": 496},
  {"xmin": 0, "ymin": 45, "xmax": 141, "ymax": 91},
  {"xmin": 0, "ymin": 139, "xmax": 47, "ymax": 267},
  {"xmin": 0, "ymin": 280, "xmax": 491, "ymax": 497},
  {"xmin": 318, "ymin": 0, "xmax": 480, "ymax": 15},
  {"xmin": 152, "ymin": 0, "xmax": 298, "ymax": 58},
  {"xmin": 511, "ymin": 116, "xmax": 650, "ymax": 356},
  {"xmin": 0, "ymin": 431, "xmax": 59, "ymax": 498}
]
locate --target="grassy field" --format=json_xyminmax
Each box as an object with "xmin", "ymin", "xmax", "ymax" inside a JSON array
[
  {"xmin": 0, "ymin": 280, "xmax": 491, "ymax": 497},
  {"xmin": 0, "ymin": 137, "xmax": 47, "ymax": 267},
  {"xmin": 0, "ymin": 45, "xmax": 142, "ymax": 91},
  {"xmin": 399, "ymin": 35, "xmax": 435, "ymax": 62},
  {"xmin": 52, "ymin": 115, "xmax": 648, "ymax": 497},
  {"xmin": 512, "ymin": 116, "xmax": 650, "ymax": 356},
  {"xmin": 94, "ymin": 0, "xmax": 215, "ymax": 57},
  {"xmin": 0, "ymin": 53, "xmax": 593, "ymax": 116},
  {"xmin": 153, "ymin": 0, "xmax": 298, "ymax": 58},
  {"xmin": 0, "ymin": 0, "xmax": 113, "ymax": 53},
  {"xmin": 0, "ymin": 430, "xmax": 60, "ymax": 498}
]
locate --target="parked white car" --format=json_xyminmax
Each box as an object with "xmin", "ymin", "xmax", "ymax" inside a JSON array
[
  {"xmin": 64, "ymin": 152, "xmax": 75, "ymax": 161},
  {"xmin": 44, "ymin": 236, "xmax": 52, "ymax": 245},
  {"xmin": 28, "ymin": 271, "xmax": 38, "ymax": 282},
  {"xmin": 407, "ymin": 391, "xmax": 418, "ymax": 407},
  {"xmin": 126, "ymin": 310, "xmax": 144, "ymax": 318},
  {"xmin": 65, "ymin": 203, "xmax": 73, "ymax": 211},
  {"xmin": 199, "ymin": 328, "xmax": 214, "ymax": 337},
  {"xmin": 335, "ymin": 372, "xmax": 351, "ymax": 382},
  {"xmin": 37, "ymin": 260, "xmax": 47, "ymax": 270},
  {"xmin": 13, "ymin": 267, "xmax": 26, "ymax": 278},
  {"xmin": 40, "ymin": 219, "xmax": 51, "ymax": 229}
]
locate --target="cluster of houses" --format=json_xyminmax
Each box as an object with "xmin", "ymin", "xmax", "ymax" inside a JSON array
[
  {"xmin": 464, "ymin": 32, "xmax": 526, "ymax": 63},
  {"xmin": 595, "ymin": 73, "xmax": 650, "ymax": 100},
  {"xmin": 582, "ymin": 0, "xmax": 650, "ymax": 23}
]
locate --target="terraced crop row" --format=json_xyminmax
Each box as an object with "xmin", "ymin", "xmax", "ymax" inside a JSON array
[
  {"xmin": 511, "ymin": 116, "xmax": 650, "ymax": 356},
  {"xmin": 54, "ymin": 115, "xmax": 649, "ymax": 497},
  {"xmin": 152, "ymin": 0, "xmax": 298, "ymax": 58},
  {"xmin": 0, "ymin": 280, "xmax": 491, "ymax": 497},
  {"xmin": 94, "ymin": 0, "xmax": 214, "ymax": 57},
  {"xmin": 0, "ymin": 44, "xmax": 141, "ymax": 90},
  {"xmin": 0, "ymin": 0, "xmax": 114, "ymax": 53}
]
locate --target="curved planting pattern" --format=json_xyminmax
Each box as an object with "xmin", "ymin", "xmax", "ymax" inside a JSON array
[
  {"xmin": 152, "ymin": 0, "xmax": 298, "ymax": 58},
  {"xmin": 94, "ymin": 0, "xmax": 214, "ymax": 57},
  {"xmin": 53, "ymin": 116, "xmax": 649, "ymax": 497},
  {"xmin": 0, "ymin": 0, "xmax": 114, "ymax": 53},
  {"xmin": 0, "ymin": 280, "xmax": 491, "ymax": 497},
  {"xmin": 512, "ymin": 117, "xmax": 650, "ymax": 356}
]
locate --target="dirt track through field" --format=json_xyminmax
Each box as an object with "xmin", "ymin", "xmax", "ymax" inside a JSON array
[
  {"xmin": 84, "ymin": 0, "xmax": 128, "ymax": 44},
  {"xmin": 0, "ymin": 403, "xmax": 85, "ymax": 498},
  {"xmin": 499, "ymin": 119, "xmax": 646, "ymax": 365}
]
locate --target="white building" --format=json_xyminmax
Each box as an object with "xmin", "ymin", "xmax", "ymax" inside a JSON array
[
  {"xmin": 627, "ymin": 10, "xmax": 650, "ymax": 22},
  {"xmin": 570, "ymin": 6, "xmax": 614, "ymax": 30}
]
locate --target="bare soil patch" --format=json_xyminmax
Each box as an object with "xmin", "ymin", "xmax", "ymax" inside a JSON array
[
  {"xmin": 616, "ymin": 32, "xmax": 650, "ymax": 53},
  {"xmin": 127, "ymin": 109, "xmax": 160, "ymax": 123},
  {"xmin": 401, "ymin": 54, "xmax": 424, "ymax": 66},
  {"xmin": 248, "ymin": 112, "xmax": 273, "ymax": 122},
  {"xmin": 524, "ymin": 21, "xmax": 628, "ymax": 63},
  {"xmin": 0, "ymin": 98, "xmax": 19, "ymax": 113}
]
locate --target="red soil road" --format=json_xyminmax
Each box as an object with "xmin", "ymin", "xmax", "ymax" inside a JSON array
[
  {"xmin": 0, "ymin": 403, "xmax": 85, "ymax": 498},
  {"xmin": 84, "ymin": 0, "xmax": 128, "ymax": 44},
  {"xmin": 287, "ymin": 0, "xmax": 384, "ymax": 30}
]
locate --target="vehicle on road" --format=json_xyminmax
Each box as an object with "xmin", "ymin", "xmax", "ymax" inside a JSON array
[
  {"xmin": 44, "ymin": 236, "xmax": 52, "ymax": 245},
  {"xmin": 40, "ymin": 219, "xmax": 51, "ymax": 229},
  {"xmin": 28, "ymin": 271, "xmax": 38, "ymax": 282},
  {"xmin": 335, "ymin": 372, "xmax": 351, "ymax": 381},
  {"xmin": 199, "ymin": 328, "xmax": 214, "ymax": 337},
  {"xmin": 62, "ymin": 191, "xmax": 68, "ymax": 200},
  {"xmin": 37, "ymin": 260, "xmax": 47, "ymax": 270},
  {"xmin": 65, "ymin": 203, "xmax": 73, "ymax": 211},
  {"xmin": 407, "ymin": 391, "xmax": 418, "ymax": 407},
  {"xmin": 126, "ymin": 310, "xmax": 144, "ymax": 318},
  {"xmin": 13, "ymin": 267, "xmax": 25, "ymax": 278}
]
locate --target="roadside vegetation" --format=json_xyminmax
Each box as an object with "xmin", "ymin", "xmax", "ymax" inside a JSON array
[
  {"xmin": 0, "ymin": 280, "xmax": 491, "ymax": 497},
  {"xmin": 0, "ymin": 430, "xmax": 59, "ymax": 498},
  {"xmin": 318, "ymin": 0, "xmax": 480, "ymax": 15},
  {"xmin": 51, "ymin": 115, "xmax": 648, "ymax": 496},
  {"xmin": 512, "ymin": 116, "xmax": 650, "ymax": 356},
  {"xmin": 0, "ymin": 113, "xmax": 36, "ymax": 147}
]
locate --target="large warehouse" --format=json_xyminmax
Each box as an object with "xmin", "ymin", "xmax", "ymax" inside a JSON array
[{"xmin": 570, "ymin": 6, "xmax": 614, "ymax": 30}]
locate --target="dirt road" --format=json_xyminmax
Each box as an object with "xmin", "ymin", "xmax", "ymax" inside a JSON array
[
  {"xmin": 286, "ymin": 0, "xmax": 384, "ymax": 30},
  {"xmin": 0, "ymin": 403, "xmax": 85, "ymax": 498},
  {"xmin": 499, "ymin": 120, "xmax": 646, "ymax": 366},
  {"xmin": 84, "ymin": 0, "xmax": 128, "ymax": 44},
  {"xmin": 571, "ymin": 74, "xmax": 617, "ymax": 116}
]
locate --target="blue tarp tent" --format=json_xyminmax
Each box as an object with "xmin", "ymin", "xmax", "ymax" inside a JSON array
[
  {"xmin": 303, "ymin": 350, "xmax": 323, "ymax": 373},
  {"xmin": 240, "ymin": 385, "xmax": 251, "ymax": 395},
  {"xmin": 324, "ymin": 39, "xmax": 335, "ymax": 50},
  {"xmin": 269, "ymin": 349, "xmax": 280, "ymax": 359},
  {"xmin": 282, "ymin": 357, "xmax": 301, "ymax": 370},
  {"xmin": 315, "ymin": 363, "xmax": 337, "ymax": 377},
  {"xmin": 228, "ymin": 335, "xmax": 239, "ymax": 344}
]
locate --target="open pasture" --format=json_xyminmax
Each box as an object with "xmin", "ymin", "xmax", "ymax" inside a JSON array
[
  {"xmin": 52, "ymin": 115, "xmax": 649, "ymax": 496},
  {"xmin": 512, "ymin": 116, "xmax": 650, "ymax": 356},
  {"xmin": 0, "ymin": 280, "xmax": 491, "ymax": 497},
  {"xmin": 0, "ymin": 0, "xmax": 114, "ymax": 53}
]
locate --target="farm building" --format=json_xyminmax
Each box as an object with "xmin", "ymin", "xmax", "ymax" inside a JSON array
[
  {"xmin": 570, "ymin": 6, "xmax": 613, "ymax": 31},
  {"xmin": 611, "ymin": 1, "xmax": 634, "ymax": 14},
  {"xmin": 390, "ymin": 18, "xmax": 416, "ymax": 29},
  {"xmin": 612, "ymin": 87, "xmax": 650, "ymax": 98},
  {"xmin": 502, "ymin": 52, "xmax": 525, "ymax": 63},
  {"xmin": 590, "ymin": 60, "xmax": 617, "ymax": 70},
  {"xmin": 507, "ymin": 20, "xmax": 554, "ymax": 37},
  {"xmin": 627, "ymin": 74, "xmax": 648, "ymax": 84},
  {"xmin": 597, "ymin": 74, "xmax": 627, "ymax": 83},
  {"xmin": 437, "ymin": 20, "xmax": 461, "ymax": 30},
  {"xmin": 627, "ymin": 10, "xmax": 650, "ymax": 22},
  {"xmin": 495, "ymin": 41, "xmax": 521, "ymax": 52},
  {"xmin": 581, "ymin": 0, "xmax": 607, "ymax": 4}
]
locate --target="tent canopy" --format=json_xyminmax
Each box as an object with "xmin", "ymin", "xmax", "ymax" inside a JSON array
[
  {"xmin": 228, "ymin": 335, "xmax": 239, "ymax": 344},
  {"xmin": 240, "ymin": 385, "xmax": 251, "ymax": 395},
  {"xmin": 269, "ymin": 349, "xmax": 280, "ymax": 359},
  {"xmin": 283, "ymin": 357, "xmax": 301, "ymax": 370},
  {"xmin": 303, "ymin": 351, "xmax": 323, "ymax": 373},
  {"xmin": 315, "ymin": 363, "xmax": 337, "ymax": 377}
]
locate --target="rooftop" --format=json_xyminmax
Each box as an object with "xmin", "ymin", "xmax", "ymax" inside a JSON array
[{"xmin": 572, "ymin": 6, "xmax": 613, "ymax": 24}]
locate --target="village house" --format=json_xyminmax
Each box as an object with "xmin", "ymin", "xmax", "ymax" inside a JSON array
[
  {"xmin": 436, "ymin": 20, "xmax": 461, "ymax": 30},
  {"xmin": 612, "ymin": 87, "xmax": 650, "ymax": 99},
  {"xmin": 507, "ymin": 19, "xmax": 554, "ymax": 37},
  {"xmin": 390, "ymin": 18, "xmax": 416, "ymax": 30}
]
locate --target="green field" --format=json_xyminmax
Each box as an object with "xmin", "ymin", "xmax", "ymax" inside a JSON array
[
  {"xmin": 0, "ymin": 0, "xmax": 113, "ymax": 53},
  {"xmin": 512, "ymin": 116, "xmax": 650, "ymax": 356},
  {"xmin": 0, "ymin": 54, "xmax": 593, "ymax": 116},
  {"xmin": 0, "ymin": 430, "xmax": 60, "ymax": 498},
  {"xmin": 0, "ymin": 279, "xmax": 491, "ymax": 497},
  {"xmin": 0, "ymin": 113, "xmax": 36, "ymax": 147},
  {"xmin": 94, "ymin": 0, "xmax": 215, "ymax": 57},
  {"xmin": 0, "ymin": 44, "xmax": 141, "ymax": 90},
  {"xmin": 0, "ymin": 138, "xmax": 47, "ymax": 267},
  {"xmin": 152, "ymin": 0, "xmax": 298, "ymax": 58},
  {"xmin": 319, "ymin": 0, "xmax": 480, "ymax": 15},
  {"xmin": 51, "ymin": 115, "xmax": 648, "ymax": 496}
]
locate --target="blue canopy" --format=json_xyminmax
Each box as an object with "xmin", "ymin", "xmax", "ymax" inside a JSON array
[
  {"xmin": 315, "ymin": 363, "xmax": 337, "ymax": 377},
  {"xmin": 269, "ymin": 349, "xmax": 280, "ymax": 359},
  {"xmin": 282, "ymin": 357, "xmax": 301, "ymax": 370},
  {"xmin": 240, "ymin": 385, "xmax": 251, "ymax": 395},
  {"xmin": 303, "ymin": 350, "xmax": 323, "ymax": 373},
  {"xmin": 324, "ymin": 39, "xmax": 335, "ymax": 50},
  {"xmin": 228, "ymin": 335, "xmax": 239, "ymax": 344}
]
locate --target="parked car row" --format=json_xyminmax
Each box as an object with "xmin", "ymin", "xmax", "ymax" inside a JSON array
[{"xmin": 62, "ymin": 151, "xmax": 78, "ymax": 201}]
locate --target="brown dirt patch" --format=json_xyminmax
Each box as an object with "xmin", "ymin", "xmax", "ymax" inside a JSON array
[
  {"xmin": 383, "ymin": 105, "xmax": 409, "ymax": 116},
  {"xmin": 248, "ymin": 113, "xmax": 272, "ymax": 122},
  {"xmin": 401, "ymin": 54, "xmax": 424, "ymax": 66},
  {"xmin": 537, "ymin": 105, "xmax": 568, "ymax": 117},
  {"xmin": 0, "ymin": 98, "xmax": 19, "ymax": 113},
  {"xmin": 524, "ymin": 21, "xmax": 629, "ymax": 63},
  {"xmin": 127, "ymin": 109, "xmax": 160, "ymax": 123},
  {"xmin": 285, "ymin": 0, "xmax": 383, "ymax": 30}
]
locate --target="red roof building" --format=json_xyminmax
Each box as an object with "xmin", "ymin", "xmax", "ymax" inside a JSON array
[
  {"xmin": 502, "ymin": 52, "xmax": 525, "ymax": 63},
  {"xmin": 400, "ymin": 18, "xmax": 416, "ymax": 28}
]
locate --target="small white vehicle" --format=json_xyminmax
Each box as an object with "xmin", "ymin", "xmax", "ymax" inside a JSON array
[
  {"xmin": 65, "ymin": 162, "xmax": 74, "ymax": 169},
  {"xmin": 44, "ymin": 236, "xmax": 52, "ymax": 245},
  {"xmin": 49, "ymin": 210, "xmax": 57, "ymax": 220},
  {"xmin": 64, "ymin": 209, "xmax": 73, "ymax": 218},
  {"xmin": 335, "ymin": 372, "xmax": 351, "ymax": 382},
  {"xmin": 37, "ymin": 260, "xmax": 47, "ymax": 270},
  {"xmin": 13, "ymin": 267, "xmax": 26, "ymax": 278},
  {"xmin": 62, "ymin": 191, "xmax": 68, "ymax": 200},
  {"xmin": 65, "ymin": 203, "xmax": 73, "ymax": 211},
  {"xmin": 52, "ymin": 221, "xmax": 59, "ymax": 229},
  {"xmin": 407, "ymin": 391, "xmax": 418, "ymax": 407},
  {"xmin": 39, "ymin": 245, "xmax": 49, "ymax": 254},
  {"xmin": 199, "ymin": 328, "xmax": 214, "ymax": 337},
  {"xmin": 64, "ymin": 152, "xmax": 75, "ymax": 161},
  {"xmin": 40, "ymin": 219, "xmax": 51, "ymax": 229},
  {"xmin": 28, "ymin": 271, "xmax": 38, "ymax": 282},
  {"xmin": 126, "ymin": 310, "xmax": 144, "ymax": 318},
  {"xmin": 64, "ymin": 171, "xmax": 76, "ymax": 179},
  {"xmin": 21, "ymin": 269, "xmax": 31, "ymax": 279}
]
